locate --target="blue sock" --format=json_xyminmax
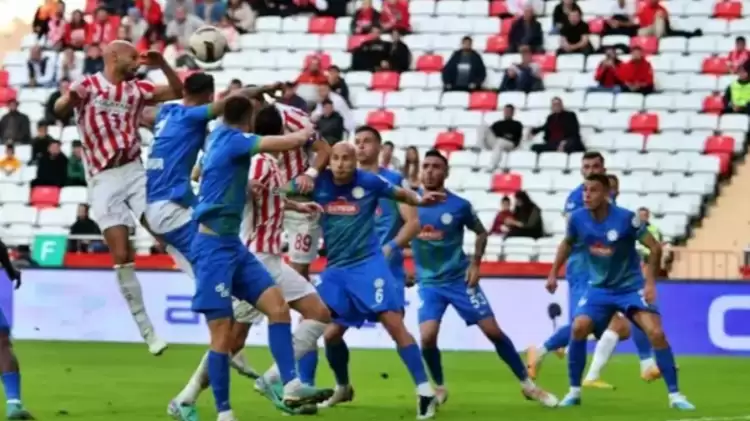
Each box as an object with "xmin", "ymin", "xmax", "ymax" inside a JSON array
[
  {"xmin": 491, "ymin": 335, "xmax": 528, "ymax": 381},
  {"xmin": 298, "ymin": 350, "xmax": 319, "ymax": 386},
  {"xmin": 325, "ymin": 341, "xmax": 350, "ymax": 386},
  {"xmin": 632, "ymin": 325, "xmax": 653, "ymax": 361},
  {"xmin": 1, "ymin": 372, "xmax": 20, "ymax": 402},
  {"xmin": 397, "ymin": 344, "xmax": 429, "ymax": 386},
  {"xmin": 654, "ymin": 346, "xmax": 679, "ymax": 393},
  {"xmin": 543, "ymin": 325, "xmax": 571, "ymax": 352},
  {"xmin": 268, "ymin": 323, "xmax": 297, "ymax": 385},
  {"xmin": 421, "ymin": 347, "xmax": 444, "ymax": 386},
  {"xmin": 207, "ymin": 351, "xmax": 231, "ymax": 412},
  {"xmin": 568, "ymin": 338, "xmax": 587, "ymax": 387}
]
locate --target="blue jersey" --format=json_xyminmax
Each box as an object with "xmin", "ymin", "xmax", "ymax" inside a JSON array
[
  {"xmin": 564, "ymin": 183, "xmax": 616, "ymax": 280},
  {"xmin": 411, "ymin": 190, "xmax": 480, "ymax": 285},
  {"xmin": 312, "ymin": 169, "xmax": 397, "ymax": 268},
  {"xmin": 374, "ymin": 168, "xmax": 406, "ymax": 246},
  {"xmin": 566, "ymin": 205, "xmax": 647, "ymax": 291},
  {"xmin": 146, "ymin": 104, "xmax": 212, "ymax": 207},
  {"xmin": 193, "ymin": 124, "xmax": 260, "ymax": 235}
]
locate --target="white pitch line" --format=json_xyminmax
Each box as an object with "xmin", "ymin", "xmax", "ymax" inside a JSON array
[{"xmin": 666, "ymin": 416, "xmax": 750, "ymax": 421}]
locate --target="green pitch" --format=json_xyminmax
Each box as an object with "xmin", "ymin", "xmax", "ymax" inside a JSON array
[{"xmin": 14, "ymin": 341, "xmax": 750, "ymax": 421}]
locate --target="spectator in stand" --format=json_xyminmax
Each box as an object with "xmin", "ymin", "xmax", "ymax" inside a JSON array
[
  {"xmin": 88, "ymin": 7, "xmax": 118, "ymax": 46},
  {"xmin": 505, "ymin": 190, "xmax": 544, "ymax": 239},
  {"xmin": 508, "ymin": 6, "xmax": 544, "ymax": 53},
  {"xmin": 44, "ymin": 79, "xmax": 72, "ymax": 126},
  {"xmin": 67, "ymin": 141, "xmax": 86, "ymax": 187},
  {"xmin": 558, "ymin": 10, "xmax": 593, "ymax": 55},
  {"xmin": 327, "ymin": 66, "xmax": 350, "ymax": 106},
  {"xmin": 592, "ymin": 48, "xmax": 623, "ymax": 92},
  {"xmin": 499, "ymin": 45, "xmax": 543, "ymax": 93},
  {"xmin": 314, "ymin": 99, "xmax": 345, "ymax": 144},
  {"xmin": 166, "ymin": 6, "xmax": 205, "ymax": 48},
  {"xmin": 352, "ymin": 27, "xmax": 391, "ymax": 72},
  {"xmin": 0, "ymin": 100, "xmax": 31, "ymax": 144},
  {"xmin": 227, "ymin": 0, "xmax": 257, "ymax": 33},
  {"xmin": 63, "ymin": 10, "xmax": 88, "ymax": 51},
  {"xmin": 138, "ymin": 26, "xmax": 167, "ymax": 53},
  {"xmin": 383, "ymin": 30, "xmax": 412, "ymax": 72},
  {"xmin": 728, "ymin": 36, "xmax": 750, "ymax": 74},
  {"xmin": 604, "ymin": 0, "xmax": 638, "ymax": 36},
  {"xmin": 312, "ymin": 84, "xmax": 355, "ymax": 134},
  {"xmin": 637, "ymin": 0, "xmax": 667, "ymax": 38},
  {"xmin": 125, "ymin": 8, "xmax": 149, "ymax": 43},
  {"xmin": 351, "ymin": 0, "xmax": 380, "ymax": 34},
  {"xmin": 442, "ymin": 36, "xmax": 487, "ymax": 92},
  {"xmin": 117, "ymin": 25, "xmax": 133, "ymax": 42},
  {"xmin": 483, "ymin": 104, "xmax": 523, "ymax": 170},
  {"xmin": 402, "ymin": 146, "xmax": 420, "ymax": 189},
  {"xmin": 68, "ymin": 204, "xmax": 103, "ymax": 253},
  {"xmin": 618, "ymin": 46, "xmax": 654, "ymax": 94},
  {"xmin": 195, "ymin": 0, "xmax": 227, "ymax": 26},
  {"xmin": 527, "ymin": 97, "xmax": 584, "ymax": 153},
  {"xmin": 607, "ymin": 174, "xmax": 620, "ymax": 200},
  {"xmin": 58, "ymin": 48, "xmax": 81, "ymax": 82},
  {"xmin": 279, "ymin": 82, "xmax": 308, "ymax": 110},
  {"xmin": 32, "ymin": 140, "xmax": 67, "ymax": 187},
  {"xmin": 32, "ymin": 0, "xmax": 59, "ymax": 39},
  {"xmin": 42, "ymin": 2, "xmax": 67, "ymax": 48},
  {"xmin": 723, "ymin": 63, "xmax": 750, "ymax": 114},
  {"xmin": 218, "ymin": 15, "xmax": 241, "ymax": 51},
  {"xmin": 296, "ymin": 56, "xmax": 329, "ymax": 85},
  {"xmin": 83, "ymin": 44, "xmax": 104, "ymax": 75},
  {"xmin": 27, "ymin": 45, "xmax": 53, "ymax": 87},
  {"xmin": 136, "ymin": 0, "xmax": 165, "ymax": 32},
  {"xmin": 380, "ymin": 0, "xmax": 411, "ymax": 34},
  {"xmin": 164, "ymin": 0, "xmax": 195, "ymax": 22},
  {"xmin": 29, "ymin": 121, "xmax": 54, "ymax": 165},
  {"xmin": 0, "ymin": 144, "xmax": 21, "ymax": 175},
  {"xmin": 380, "ymin": 141, "xmax": 401, "ymax": 170},
  {"xmin": 552, "ymin": 0, "xmax": 583, "ymax": 34},
  {"xmin": 490, "ymin": 196, "xmax": 514, "ymax": 235}
]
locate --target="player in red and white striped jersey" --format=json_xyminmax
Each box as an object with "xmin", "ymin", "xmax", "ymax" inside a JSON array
[{"xmin": 54, "ymin": 42, "xmax": 183, "ymax": 356}]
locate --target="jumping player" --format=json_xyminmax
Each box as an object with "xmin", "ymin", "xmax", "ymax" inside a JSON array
[
  {"xmin": 53, "ymin": 43, "xmax": 183, "ymax": 355},
  {"xmin": 411, "ymin": 150, "xmax": 557, "ymax": 407},
  {"xmin": 191, "ymin": 96, "xmax": 328, "ymax": 421},
  {"xmin": 311, "ymin": 142, "xmax": 443, "ymax": 419},
  {"xmin": 0, "ymin": 239, "xmax": 33, "ymax": 420},
  {"xmin": 551, "ymin": 174, "xmax": 694, "ymax": 411}
]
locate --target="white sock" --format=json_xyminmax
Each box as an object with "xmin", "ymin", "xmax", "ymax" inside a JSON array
[
  {"xmin": 114, "ymin": 263, "xmax": 156, "ymax": 341},
  {"xmin": 668, "ymin": 392, "xmax": 683, "ymax": 400},
  {"xmin": 520, "ymin": 378, "xmax": 535, "ymax": 390},
  {"xmin": 584, "ymin": 329, "xmax": 619, "ymax": 381},
  {"xmin": 176, "ymin": 351, "xmax": 210, "ymax": 404},
  {"xmin": 217, "ymin": 410, "xmax": 235, "ymax": 421},
  {"xmin": 640, "ymin": 357, "xmax": 657, "ymax": 373},
  {"xmin": 230, "ymin": 351, "xmax": 251, "ymax": 374},
  {"xmin": 263, "ymin": 319, "xmax": 327, "ymax": 383},
  {"xmin": 416, "ymin": 382, "xmax": 434, "ymax": 396},
  {"xmin": 568, "ymin": 387, "xmax": 581, "ymax": 397}
]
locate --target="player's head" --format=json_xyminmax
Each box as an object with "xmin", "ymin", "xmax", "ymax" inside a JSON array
[
  {"xmin": 354, "ymin": 125, "xmax": 381, "ymax": 165},
  {"xmin": 421, "ymin": 149, "xmax": 448, "ymax": 190},
  {"xmin": 607, "ymin": 174, "xmax": 619, "ymax": 199},
  {"xmin": 183, "ymin": 73, "xmax": 215, "ymax": 105},
  {"xmin": 330, "ymin": 142, "xmax": 357, "ymax": 182},
  {"xmin": 254, "ymin": 105, "xmax": 283, "ymax": 136},
  {"xmin": 244, "ymin": 84, "xmax": 266, "ymax": 109},
  {"xmin": 583, "ymin": 173, "xmax": 610, "ymax": 211},
  {"xmin": 223, "ymin": 95, "xmax": 254, "ymax": 131},
  {"xmin": 104, "ymin": 40, "xmax": 139, "ymax": 81},
  {"xmin": 638, "ymin": 206, "xmax": 651, "ymax": 223},
  {"xmin": 581, "ymin": 151, "xmax": 605, "ymax": 178}
]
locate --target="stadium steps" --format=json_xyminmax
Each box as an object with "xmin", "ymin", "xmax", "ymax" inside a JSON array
[{"xmin": 670, "ymin": 151, "xmax": 750, "ymax": 280}]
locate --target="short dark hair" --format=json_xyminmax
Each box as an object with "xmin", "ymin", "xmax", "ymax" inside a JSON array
[
  {"xmin": 72, "ymin": 140, "xmax": 83, "ymax": 148},
  {"xmin": 607, "ymin": 174, "xmax": 619, "ymax": 183},
  {"xmin": 737, "ymin": 36, "xmax": 746, "ymax": 43},
  {"xmin": 254, "ymin": 105, "xmax": 283, "ymax": 136},
  {"xmin": 321, "ymin": 98, "xmax": 333, "ymax": 106},
  {"xmin": 223, "ymin": 96, "xmax": 253, "ymax": 125},
  {"xmin": 504, "ymin": 104, "xmax": 515, "ymax": 111},
  {"xmin": 582, "ymin": 151, "xmax": 605, "ymax": 164},
  {"xmin": 329, "ymin": 65, "xmax": 340, "ymax": 72},
  {"xmin": 424, "ymin": 149, "xmax": 448, "ymax": 166},
  {"xmin": 230, "ymin": 78, "xmax": 242, "ymax": 86},
  {"xmin": 501, "ymin": 195, "xmax": 511, "ymax": 204},
  {"xmin": 585, "ymin": 173, "xmax": 610, "ymax": 189},
  {"xmin": 461, "ymin": 36, "xmax": 472, "ymax": 43},
  {"xmin": 354, "ymin": 125, "xmax": 381, "ymax": 143},
  {"xmin": 184, "ymin": 73, "xmax": 215, "ymax": 96},
  {"xmin": 383, "ymin": 141, "xmax": 394, "ymax": 148},
  {"xmin": 5, "ymin": 143, "xmax": 14, "ymax": 151},
  {"xmin": 638, "ymin": 206, "xmax": 650, "ymax": 213},
  {"xmin": 37, "ymin": 120, "xmax": 49, "ymax": 129}
]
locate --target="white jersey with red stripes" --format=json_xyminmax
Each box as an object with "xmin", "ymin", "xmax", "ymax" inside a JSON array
[
  {"xmin": 274, "ymin": 102, "xmax": 314, "ymax": 182},
  {"xmin": 70, "ymin": 72, "xmax": 155, "ymax": 175},
  {"xmin": 243, "ymin": 153, "xmax": 288, "ymax": 255}
]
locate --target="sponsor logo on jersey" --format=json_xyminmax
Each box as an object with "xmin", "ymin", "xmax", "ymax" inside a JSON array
[
  {"xmin": 589, "ymin": 241, "xmax": 614, "ymax": 256},
  {"xmin": 325, "ymin": 197, "xmax": 360, "ymax": 215},
  {"xmin": 417, "ymin": 224, "xmax": 444, "ymax": 241},
  {"xmin": 375, "ymin": 206, "xmax": 383, "ymax": 217}
]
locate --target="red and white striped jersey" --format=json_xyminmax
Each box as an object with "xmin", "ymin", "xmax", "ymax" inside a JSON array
[
  {"xmin": 274, "ymin": 102, "xmax": 315, "ymax": 182},
  {"xmin": 71, "ymin": 72, "xmax": 155, "ymax": 175},
  {"xmin": 243, "ymin": 153, "xmax": 287, "ymax": 255}
]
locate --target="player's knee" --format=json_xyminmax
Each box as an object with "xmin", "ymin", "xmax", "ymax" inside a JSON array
[
  {"xmin": 207, "ymin": 319, "xmax": 234, "ymax": 352},
  {"xmin": 609, "ymin": 317, "xmax": 631, "ymax": 340},
  {"xmin": 571, "ymin": 318, "xmax": 593, "ymax": 340},
  {"xmin": 323, "ymin": 323, "xmax": 346, "ymax": 344},
  {"xmin": 308, "ymin": 304, "xmax": 332, "ymax": 324},
  {"xmin": 419, "ymin": 330, "xmax": 438, "ymax": 349},
  {"xmin": 265, "ymin": 300, "xmax": 292, "ymax": 323},
  {"xmin": 381, "ymin": 314, "xmax": 414, "ymax": 347},
  {"xmin": 646, "ymin": 326, "xmax": 667, "ymax": 347}
]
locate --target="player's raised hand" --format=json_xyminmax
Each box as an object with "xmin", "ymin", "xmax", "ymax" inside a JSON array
[
  {"xmin": 545, "ymin": 272, "xmax": 558, "ymax": 294},
  {"xmin": 291, "ymin": 126, "xmax": 316, "ymax": 145},
  {"xmin": 298, "ymin": 202, "xmax": 324, "ymax": 216},
  {"xmin": 139, "ymin": 50, "xmax": 166, "ymax": 68},
  {"xmin": 642, "ymin": 284, "xmax": 657, "ymax": 305},
  {"xmin": 294, "ymin": 174, "xmax": 315, "ymax": 194},
  {"xmin": 465, "ymin": 262, "xmax": 480, "ymax": 287},
  {"xmin": 247, "ymin": 179, "xmax": 265, "ymax": 197},
  {"xmin": 419, "ymin": 191, "xmax": 446, "ymax": 206}
]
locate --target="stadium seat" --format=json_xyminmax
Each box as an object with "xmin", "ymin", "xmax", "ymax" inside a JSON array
[
  {"xmin": 371, "ymin": 71, "xmax": 400, "ymax": 91},
  {"xmin": 0, "ymin": 87, "xmax": 17, "ymax": 105},
  {"xmin": 366, "ymin": 109, "xmax": 395, "ymax": 130},
  {"xmin": 713, "ymin": 1, "xmax": 742, "ymax": 19},
  {"xmin": 704, "ymin": 134, "xmax": 736, "ymax": 154},
  {"xmin": 711, "ymin": 152, "xmax": 732, "ymax": 176},
  {"xmin": 702, "ymin": 56, "xmax": 730, "ymax": 74},
  {"xmin": 485, "ymin": 35, "xmax": 508, "ymax": 53},
  {"xmin": 533, "ymin": 53, "xmax": 557, "ymax": 72},
  {"xmin": 702, "ymin": 94, "xmax": 724, "ymax": 114},
  {"xmin": 491, "ymin": 172, "xmax": 522, "ymax": 193},
  {"xmin": 629, "ymin": 112, "xmax": 659, "ymax": 134},
  {"xmin": 489, "ymin": 0, "xmax": 508, "ymax": 16},
  {"xmin": 0, "ymin": 70, "xmax": 7, "ymax": 87},
  {"xmin": 630, "ymin": 36, "xmax": 659, "ymax": 54},
  {"xmin": 308, "ymin": 16, "xmax": 336, "ymax": 34},
  {"xmin": 415, "ymin": 54, "xmax": 444, "ymax": 72},
  {"xmin": 500, "ymin": 18, "xmax": 513, "ymax": 35},
  {"xmin": 347, "ymin": 34, "xmax": 371, "ymax": 51},
  {"xmin": 469, "ymin": 91, "xmax": 498, "ymax": 110},
  {"xmin": 29, "ymin": 186, "xmax": 61, "ymax": 208},
  {"xmin": 588, "ymin": 18, "xmax": 605, "ymax": 34},
  {"xmin": 435, "ymin": 131, "xmax": 465, "ymax": 151}
]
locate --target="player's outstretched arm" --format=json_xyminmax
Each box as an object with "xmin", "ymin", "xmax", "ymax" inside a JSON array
[
  {"xmin": 141, "ymin": 51, "xmax": 184, "ymax": 103},
  {"xmin": 210, "ymin": 83, "xmax": 282, "ymax": 117},
  {"xmin": 388, "ymin": 204, "xmax": 420, "ymax": 251},
  {"xmin": 54, "ymin": 84, "xmax": 85, "ymax": 118},
  {"xmin": 392, "ymin": 188, "xmax": 446, "ymax": 207},
  {"xmin": 257, "ymin": 126, "xmax": 315, "ymax": 154},
  {"xmin": 550, "ymin": 237, "xmax": 573, "ymax": 278}
]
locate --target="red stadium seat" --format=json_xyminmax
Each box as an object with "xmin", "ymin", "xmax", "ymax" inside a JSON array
[
  {"xmin": 705, "ymin": 135, "xmax": 735, "ymax": 154},
  {"xmin": 415, "ymin": 54, "xmax": 444, "ymax": 72},
  {"xmin": 366, "ymin": 109, "xmax": 395, "ymax": 130},
  {"xmin": 371, "ymin": 71, "xmax": 400, "ymax": 91},
  {"xmin": 30, "ymin": 186, "xmax": 61, "ymax": 208},
  {"xmin": 702, "ymin": 95, "xmax": 724, "ymax": 114},
  {"xmin": 489, "ymin": 0, "xmax": 509, "ymax": 16},
  {"xmin": 588, "ymin": 18, "xmax": 605, "ymax": 34},
  {"xmin": 532, "ymin": 53, "xmax": 556, "ymax": 72},
  {"xmin": 629, "ymin": 112, "xmax": 659, "ymax": 134},
  {"xmin": 308, "ymin": 16, "xmax": 335, "ymax": 34},
  {"xmin": 348, "ymin": 35, "xmax": 371, "ymax": 51},
  {"xmin": 0, "ymin": 70, "xmax": 8, "ymax": 87},
  {"xmin": 630, "ymin": 36, "xmax": 658, "ymax": 54},
  {"xmin": 499, "ymin": 18, "xmax": 514, "ymax": 35},
  {"xmin": 491, "ymin": 172, "xmax": 522, "ymax": 193},
  {"xmin": 304, "ymin": 53, "xmax": 331, "ymax": 69},
  {"xmin": 435, "ymin": 131, "xmax": 465, "ymax": 151},
  {"xmin": 0, "ymin": 87, "xmax": 17, "ymax": 106},
  {"xmin": 485, "ymin": 35, "xmax": 508, "ymax": 53},
  {"xmin": 702, "ymin": 56, "xmax": 729, "ymax": 74},
  {"xmin": 469, "ymin": 91, "xmax": 498, "ymax": 110},
  {"xmin": 714, "ymin": 1, "xmax": 742, "ymax": 19},
  {"xmin": 712, "ymin": 152, "xmax": 732, "ymax": 176}
]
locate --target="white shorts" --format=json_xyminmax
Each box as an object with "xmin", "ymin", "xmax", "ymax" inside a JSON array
[
  {"xmin": 88, "ymin": 160, "xmax": 147, "ymax": 231},
  {"xmin": 143, "ymin": 200, "xmax": 192, "ymax": 235},
  {"xmin": 283, "ymin": 208, "xmax": 322, "ymax": 264}
]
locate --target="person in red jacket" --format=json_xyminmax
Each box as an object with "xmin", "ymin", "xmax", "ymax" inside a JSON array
[
  {"xmin": 592, "ymin": 48, "xmax": 623, "ymax": 92},
  {"xmin": 64, "ymin": 9, "xmax": 89, "ymax": 50},
  {"xmin": 637, "ymin": 0, "xmax": 667, "ymax": 38},
  {"xmin": 727, "ymin": 36, "xmax": 750, "ymax": 73},
  {"xmin": 380, "ymin": 0, "xmax": 411, "ymax": 34},
  {"xmin": 135, "ymin": 0, "xmax": 164, "ymax": 28},
  {"xmin": 87, "ymin": 7, "xmax": 118, "ymax": 46},
  {"xmin": 296, "ymin": 56, "xmax": 328, "ymax": 85},
  {"xmin": 617, "ymin": 46, "xmax": 654, "ymax": 94}
]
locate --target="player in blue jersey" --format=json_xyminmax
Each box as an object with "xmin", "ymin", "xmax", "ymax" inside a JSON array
[
  {"xmin": 550, "ymin": 174, "xmax": 694, "ymax": 410},
  {"xmin": 0, "ymin": 239, "xmax": 33, "ymax": 420},
  {"xmin": 311, "ymin": 142, "xmax": 443, "ymax": 419},
  {"xmin": 191, "ymin": 96, "xmax": 330, "ymax": 421},
  {"xmin": 411, "ymin": 150, "xmax": 558, "ymax": 408}
]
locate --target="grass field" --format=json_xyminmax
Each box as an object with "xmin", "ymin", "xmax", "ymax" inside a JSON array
[{"xmin": 12, "ymin": 341, "xmax": 750, "ymax": 421}]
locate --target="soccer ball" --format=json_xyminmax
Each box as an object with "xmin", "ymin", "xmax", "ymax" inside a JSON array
[{"xmin": 188, "ymin": 26, "xmax": 228, "ymax": 63}]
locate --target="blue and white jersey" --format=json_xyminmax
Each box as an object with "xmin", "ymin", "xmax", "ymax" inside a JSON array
[{"xmin": 564, "ymin": 183, "xmax": 616, "ymax": 282}]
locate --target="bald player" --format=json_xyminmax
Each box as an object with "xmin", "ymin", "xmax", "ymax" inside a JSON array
[{"xmin": 55, "ymin": 43, "xmax": 183, "ymax": 355}]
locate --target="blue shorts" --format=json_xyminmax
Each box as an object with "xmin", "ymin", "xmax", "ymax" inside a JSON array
[
  {"xmin": 567, "ymin": 276, "xmax": 589, "ymax": 324},
  {"xmin": 388, "ymin": 251, "xmax": 406, "ymax": 307},
  {"xmin": 316, "ymin": 253, "xmax": 403, "ymax": 328},
  {"xmin": 418, "ymin": 281, "xmax": 494, "ymax": 326},
  {"xmin": 163, "ymin": 219, "xmax": 197, "ymax": 262},
  {"xmin": 574, "ymin": 287, "xmax": 659, "ymax": 333},
  {"xmin": 0, "ymin": 310, "xmax": 9, "ymax": 333},
  {"xmin": 191, "ymin": 232, "xmax": 275, "ymax": 320}
]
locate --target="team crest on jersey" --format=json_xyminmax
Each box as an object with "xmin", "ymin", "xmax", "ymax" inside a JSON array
[
  {"xmin": 417, "ymin": 225, "xmax": 444, "ymax": 241},
  {"xmin": 325, "ymin": 197, "xmax": 359, "ymax": 215},
  {"xmin": 589, "ymin": 242, "xmax": 614, "ymax": 257},
  {"xmin": 566, "ymin": 202, "xmax": 575, "ymax": 210},
  {"xmin": 440, "ymin": 213, "xmax": 453, "ymax": 225},
  {"xmin": 374, "ymin": 278, "xmax": 385, "ymax": 288},
  {"xmin": 352, "ymin": 187, "xmax": 365, "ymax": 199},
  {"xmin": 606, "ymin": 229, "xmax": 618, "ymax": 242}
]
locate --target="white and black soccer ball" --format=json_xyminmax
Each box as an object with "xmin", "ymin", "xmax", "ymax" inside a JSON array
[{"xmin": 188, "ymin": 26, "xmax": 228, "ymax": 63}]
